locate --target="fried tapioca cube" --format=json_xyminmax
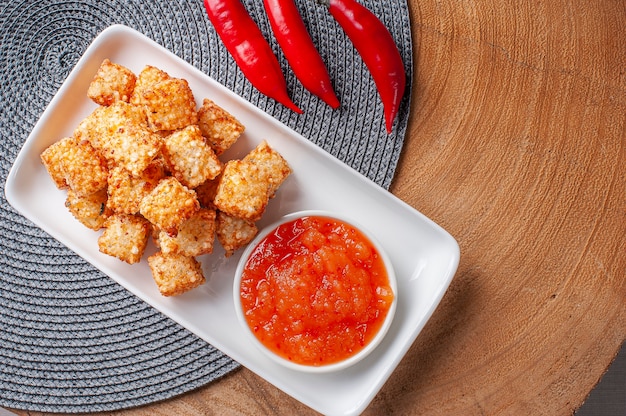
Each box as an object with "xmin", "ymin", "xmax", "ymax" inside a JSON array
[
  {"xmin": 157, "ymin": 208, "xmax": 217, "ymax": 257},
  {"xmin": 216, "ymin": 211, "xmax": 258, "ymax": 257},
  {"xmin": 213, "ymin": 160, "xmax": 269, "ymax": 222},
  {"xmin": 142, "ymin": 78, "xmax": 198, "ymax": 131},
  {"xmin": 243, "ymin": 140, "xmax": 291, "ymax": 197},
  {"xmin": 147, "ymin": 251, "xmax": 205, "ymax": 296},
  {"xmin": 162, "ymin": 125, "xmax": 222, "ymax": 189},
  {"xmin": 130, "ymin": 65, "xmax": 171, "ymax": 106},
  {"xmin": 98, "ymin": 214, "xmax": 151, "ymax": 264},
  {"xmin": 60, "ymin": 137, "xmax": 109, "ymax": 197},
  {"xmin": 73, "ymin": 106, "xmax": 108, "ymax": 149},
  {"xmin": 40, "ymin": 136, "xmax": 74, "ymax": 189},
  {"xmin": 87, "ymin": 59, "xmax": 137, "ymax": 106},
  {"xmin": 94, "ymin": 101, "xmax": 162, "ymax": 175},
  {"xmin": 106, "ymin": 159, "xmax": 166, "ymax": 214},
  {"xmin": 65, "ymin": 188, "xmax": 111, "ymax": 230},
  {"xmin": 139, "ymin": 177, "xmax": 199, "ymax": 236},
  {"xmin": 197, "ymin": 98, "xmax": 244, "ymax": 155}
]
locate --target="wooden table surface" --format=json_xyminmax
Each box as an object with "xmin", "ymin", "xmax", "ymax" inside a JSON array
[{"xmin": 13, "ymin": 0, "xmax": 625, "ymax": 415}]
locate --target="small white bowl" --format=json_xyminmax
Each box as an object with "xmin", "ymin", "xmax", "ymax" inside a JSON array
[{"xmin": 233, "ymin": 210, "xmax": 397, "ymax": 373}]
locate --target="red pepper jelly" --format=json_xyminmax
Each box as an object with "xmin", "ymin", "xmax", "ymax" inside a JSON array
[{"xmin": 239, "ymin": 215, "xmax": 395, "ymax": 367}]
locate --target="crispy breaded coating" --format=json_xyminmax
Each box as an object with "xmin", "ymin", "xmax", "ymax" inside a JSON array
[
  {"xmin": 213, "ymin": 160, "xmax": 269, "ymax": 222},
  {"xmin": 139, "ymin": 177, "xmax": 199, "ymax": 236},
  {"xmin": 214, "ymin": 142, "xmax": 291, "ymax": 221},
  {"xmin": 87, "ymin": 59, "xmax": 137, "ymax": 106},
  {"xmin": 60, "ymin": 137, "xmax": 109, "ymax": 197},
  {"xmin": 73, "ymin": 106, "xmax": 108, "ymax": 149},
  {"xmin": 194, "ymin": 175, "xmax": 220, "ymax": 209},
  {"xmin": 94, "ymin": 102, "xmax": 162, "ymax": 175},
  {"xmin": 243, "ymin": 140, "xmax": 291, "ymax": 197},
  {"xmin": 40, "ymin": 137, "xmax": 74, "ymax": 189},
  {"xmin": 106, "ymin": 159, "xmax": 166, "ymax": 214},
  {"xmin": 197, "ymin": 98, "xmax": 244, "ymax": 155},
  {"xmin": 158, "ymin": 208, "xmax": 216, "ymax": 257},
  {"xmin": 98, "ymin": 214, "xmax": 151, "ymax": 264},
  {"xmin": 142, "ymin": 78, "xmax": 198, "ymax": 131},
  {"xmin": 148, "ymin": 251, "xmax": 205, "ymax": 296},
  {"xmin": 130, "ymin": 65, "xmax": 170, "ymax": 106},
  {"xmin": 162, "ymin": 125, "xmax": 222, "ymax": 188},
  {"xmin": 216, "ymin": 211, "xmax": 258, "ymax": 257},
  {"xmin": 65, "ymin": 189, "xmax": 110, "ymax": 230}
]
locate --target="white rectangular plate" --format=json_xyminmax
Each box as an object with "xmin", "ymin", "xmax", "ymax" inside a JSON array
[{"xmin": 5, "ymin": 25, "xmax": 459, "ymax": 416}]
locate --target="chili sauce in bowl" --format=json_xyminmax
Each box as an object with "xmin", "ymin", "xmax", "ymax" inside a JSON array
[{"xmin": 234, "ymin": 210, "xmax": 396, "ymax": 372}]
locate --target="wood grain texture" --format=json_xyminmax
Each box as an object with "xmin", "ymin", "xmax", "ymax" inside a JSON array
[
  {"xmin": 12, "ymin": 0, "xmax": 624, "ymax": 415},
  {"xmin": 384, "ymin": 0, "xmax": 625, "ymax": 414}
]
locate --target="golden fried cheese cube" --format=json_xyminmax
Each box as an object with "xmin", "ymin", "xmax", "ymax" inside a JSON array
[
  {"xmin": 65, "ymin": 189, "xmax": 110, "ymax": 230},
  {"xmin": 40, "ymin": 136, "xmax": 74, "ymax": 189},
  {"xmin": 141, "ymin": 78, "xmax": 198, "ymax": 131},
  {"xmin": 243, "ymin": 140, "xmax": 291, "ymax": 197},
  {"xmin": 87, "ymin": 59, "xmax": 137, "ymax": 106},
  {"xmin": 130, "ymin": 65, "xmax": 171, "ymax": 106},
  {"xmin": 106, "ymin": 159, "xmax": 166, "ymax": 214},
  {"xmin": 98, "ymin": 214, "xmax": 151, "ymax": 264},
  {"xmin": 216, "ymin": 211, "xmax": 258, "ymax": 257},
  {"xmin": 213, "ymin": 160, "xmax": 269, "ymax": 222},
  {"xmin": 60, "ymin": 137, "xmax": 109, "ymax": 197},
  {"xmin": 95, "ymin": 102, "xmax": 162, "ymax": 175},
  {"xmin": 158, "ymin": 208, "xmax": 216, "ymax": 257},
  {"xmin": 162, "ymin": 125, "xmax": 222, "ymax": 188},
  {"xmin": 197, "ymin": 98, "xmax": 244, "ymax": 155},
  {"xmin": 148, "ymin": 251, "xmax": 205, "ymax": 296},
  {"xmin": 139, "ymin": 177, "xmax": 199, "ymax": 236}
]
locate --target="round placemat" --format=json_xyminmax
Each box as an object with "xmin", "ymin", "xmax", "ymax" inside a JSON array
[{"xmin": 0, "ymin": 0, "xmax": 412, "ymax": 412}]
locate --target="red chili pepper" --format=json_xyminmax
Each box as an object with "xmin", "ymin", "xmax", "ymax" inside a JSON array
[
  {"xmin": 326, "ymin": 0, "xmax": 406, "ymax": 133},
  {"xmin": 263, "ymin": 0, "xmax": 340, "ymax": 109},
  {"xmin": 203, "ymin": 0, "xmax": 303, "ymax": 113}
]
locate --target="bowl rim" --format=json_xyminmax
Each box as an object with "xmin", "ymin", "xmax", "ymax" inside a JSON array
[{"xmin": 233, "ymin": 209, "xmax": 398, "ymax": 373}]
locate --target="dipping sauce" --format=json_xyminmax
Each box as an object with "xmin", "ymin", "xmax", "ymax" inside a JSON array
[{"xmin": 239, "ymin": 215, "xmax": 394, "ymax": 366}]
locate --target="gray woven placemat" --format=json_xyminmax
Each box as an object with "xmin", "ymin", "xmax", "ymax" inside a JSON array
[{"xmin": 0, "ymin": 0, "xmax": 412, "ymax": 412}]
